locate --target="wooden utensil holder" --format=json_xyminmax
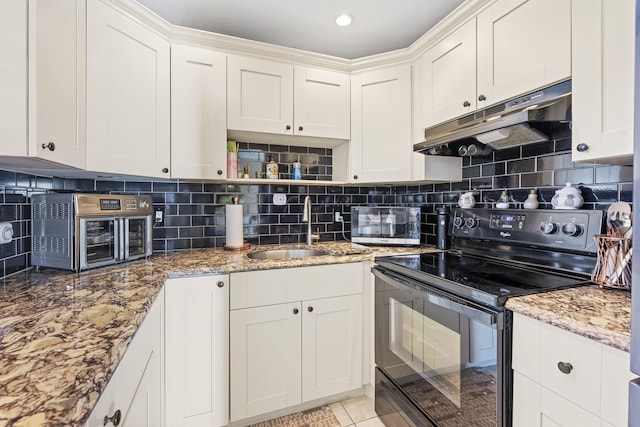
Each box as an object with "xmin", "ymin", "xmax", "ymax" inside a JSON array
[{"xmin": 591, "ymin": 234, "xmax": 632, "ymax": 290}]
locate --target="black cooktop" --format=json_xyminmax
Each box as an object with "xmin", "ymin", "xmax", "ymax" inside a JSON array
[{"xmin": 375, "ymin": 251, "xmax": 592, "ymax": 308}]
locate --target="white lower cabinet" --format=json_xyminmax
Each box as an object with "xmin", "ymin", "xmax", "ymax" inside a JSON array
[
  {"xmin": 229, "ymin": 263, "xmax": 364, "ymax": 422},
  {"xmin": 165, "ymin": 275, "xmax": 229, "ymax": 427},
  {"xmin": 85, "ymin": 288, "xmax": 164, "ymax": 427},
  {"xmin": 512, "ymin": 313, "xmax": 633, "ymax": 427}
]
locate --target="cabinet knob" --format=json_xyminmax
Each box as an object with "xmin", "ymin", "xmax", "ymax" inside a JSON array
[
  {"xmin": 286, "ymin": 125, "xmax": 291, "ymax": 130},
  {"xmin": 162, "ymin": 167, "xmax": 169, "ymax": 174},
  {"xmin": 217, "ymin": 169, "xmax": 223, "ymax": 175},
  {"xmin": 293, "ymin": 308, "xmax": 299, "ymax": 314},
  {"xmin": 103, "ymin": 409, "xmax": 122, "ymax": 426},
  {"xmin": 478, "ymin": 94, "xmax": 486, "ymax": 101},
  {"xmin": 576, "ymin": 143, "xmax": 589, "ymax": 152},
  {"xmin": 557, "ymin": 361, "xmax": 573, "ymax": 375},
  {"xmin": 307, "ymin": 306, "xmax": 313, "ymax": 312},
  {"xmin": 298, "ymin": 126, "xmax": 303, "ymax": 131},
  {"xmin": 217, "ymin": 281, "xmax": 224, "ymax": 288},
  {"xmin": 463, "ymin": 100, "xmax": 471, "ymax": 107},
  {"xmin": 353, "ymin": 175, "xmax": 358, "ymax": 180},
  {"xmin": 41, "ymin": 142, "xmax": 56, "ymax": 151}
]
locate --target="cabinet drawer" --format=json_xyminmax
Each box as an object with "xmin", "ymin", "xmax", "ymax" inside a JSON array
[
  {"xmin": 231, "ymin": 263, "xmax": 363, "ymax": 309},
  {"xmin": 539, "ymin": 322, "xmax": 602, "ymax": 414},
  {"xmin": 539, "ymin": 386, "xmax": 600, "ymax": 427}
]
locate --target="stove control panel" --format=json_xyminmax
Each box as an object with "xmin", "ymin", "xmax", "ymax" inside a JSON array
[{"xmin": 450, "ymin": 208, "xmax": 604, "ymax": 253}]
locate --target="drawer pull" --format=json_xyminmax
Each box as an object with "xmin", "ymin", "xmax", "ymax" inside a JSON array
[
  {"xmin": 557, "ymin": 361, "xmax": 573, "ymax": 375},
  {"xmin": 104, "ymin": 409, "xmax": 122, "ymax": 426},
  {"xmin": 293, "ymin": 308, "xmax": 299, "ymax": 314},
  {"xmin": 217, "ymin": 281, "xmax": 224, "ymax": 288}
]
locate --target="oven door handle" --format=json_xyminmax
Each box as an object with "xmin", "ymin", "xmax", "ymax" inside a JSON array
[{"xmin": 373, "ymin": 267, "xmax": 497, "ymax": 325}]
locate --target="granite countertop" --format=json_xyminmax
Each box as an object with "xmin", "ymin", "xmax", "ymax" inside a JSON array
[
  {"xmin": 505, "ymin": 285, "xmax": 631, "ymax": 352},
  {"xmin": 0, "ymin": 242, "xmax": 431, "ymax": 426}
]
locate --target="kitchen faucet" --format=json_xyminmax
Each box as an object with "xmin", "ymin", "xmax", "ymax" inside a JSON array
[{"xmin": 302, "ymin": 196, "xmax": 320, "ymax": 245}]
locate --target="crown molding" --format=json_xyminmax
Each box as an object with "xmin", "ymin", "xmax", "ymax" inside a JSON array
[
  {"xmin": 108, "ymin": 0, "xmax": 493, "ymax": 73},
  {"xmin": 108, "ymin": 0, "xmax": 173, "ymax": 38},
  {"xmin": 168, "ymin": 26, "xmax": 352, "ymax": 73}
]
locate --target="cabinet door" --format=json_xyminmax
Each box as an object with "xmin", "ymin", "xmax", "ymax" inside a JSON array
[
  {"xmin": 351, "ymin": 65, "xmax": 412, "ymax": 183},
  {"xmin": 293, "ymin": 66, "xmax": 350, "ymax": 139},
  {"xmin": 85, "ymin": 289, "xmax": 164, "ymax": 427},
  {"xmin": 165, "ymin": 275, "xmax": 229, "ymax": 427},
  {"xmin": 227, "ymin": 55, "xmax": 294, "ymax": 135},
  {"xmin": 171, "ymin": 45, "xmax": 227, "ymax": 179},
  {"xmin": 28, "ymin": 0, "xmax": 86, "ymax": 168},
  {"xmin": 230, "ymin": 303, "xmax": 302, "ymax": 421},
  {"xmin": 571, "ymin": 0, "xmax": 634, "ymax": 163},
  {"xmin": 120, "ymin": 289, "xmax": 163, "ymax": 427},
  {"xmin": 477, "ymin": 0, "xmax": 571, "ymax": 106},
  {"xmin": 86, "ymin": 0, "xmax": 170, "ymax": 178},
  {"xmin": 302, "ymin": 294, "xmax": 362, "ymax": 402},
  {"xmin": 0, "ymin": 1, "xmax": 27, "ymax": 157},
  {"xmin": 420, "ymin": 18, "xmax": 476, "ymax": 128}
]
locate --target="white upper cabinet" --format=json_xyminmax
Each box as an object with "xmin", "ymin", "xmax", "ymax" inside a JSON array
[
  {"xmin": 0, "ymin": 2, "xmax": 27, "ymax": 157},
  {"xmin": 421, "ymin": 0, "xmax": 571, "ymax": 129},
  {"xmin": 420, "ymin": 19, "xmax": 477, "ymax": 128},
  {"xmin": 227, "ymin": 55, "xmax": 350, "ymax": 140},
  {"xmin": 0, "ymin": 0, "xmax": 86, "ymax": 169},
  {"xmin": 293, "ymin": 66, "xmax": 350, "ymax": 140},
  {"xmin": 571, "ymin": 0, "xmax": 634, "ymax": 163},
  {"xmin": 171, "ymin": 44, "xmax": 227, "ymax": 179},
  {"xmin": 227, "ymin": 55, "xmax": 294, "ymax": 136},
  {"xmin": 351, "ymin": 65, "xmax": 412, "ymax": 183},
  {"xmin": 476, "ymin": 0, "xmax": 571, "ymax": 107},
  {"xmin": 86, "ymin": 0, "xmax": 170, "ymax": 178}
]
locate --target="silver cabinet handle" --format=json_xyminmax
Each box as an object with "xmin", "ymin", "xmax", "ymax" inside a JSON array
[
  {"xmin": 557, "ymin": 361, "xmax": 573, "ymax": 375},
  {"xmin": 104, "ymin": 409, "xmax": 121, "ymax": 426},
  {"xmin": 217, "ymin": 281, "xmax": 224, "ymax": 288},
  {"xmin": 41, "ymin": 142, "xmax": 55, "ymax": 151}
]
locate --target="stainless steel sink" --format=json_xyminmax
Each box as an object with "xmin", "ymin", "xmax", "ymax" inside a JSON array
[{"xmin": 247, "ymin": 248, "xmax": 327, "ymax": 260}]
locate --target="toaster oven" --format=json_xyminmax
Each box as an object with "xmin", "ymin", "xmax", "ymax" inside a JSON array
[
  {"xmin": 350, "ymin": 206, "xmax": 421, "ymax": 246},
  {"xmin": 31, "ymin": 193, "xmax": 153, "ymax": 271}
]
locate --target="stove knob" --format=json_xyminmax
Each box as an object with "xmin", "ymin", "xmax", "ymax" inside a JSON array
[
  {"xmin": 561, "ymin": 223, "xmax": 583, "ymax": 237},
  {"xmin": 539, "ymin": 221, "xmax": 558, "ymax": 234},
  {"xmin": 465, "ymin": 217, "xmax": 479, "ymax": 229},
  {"xmin": 453, "ymin": 216, "xmax": 464, "ymax": 228}
]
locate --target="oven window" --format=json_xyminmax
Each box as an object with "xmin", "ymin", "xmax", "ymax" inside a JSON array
[
  {"xmin": 83, "ymin": 219, "xmax": 117, "ymax": 264},
  {"xmin": 377, "ymin": 285, "xmax": 498, "ymax": 426},
  {"xmin": 127, "ymin": 218, "xmax": 148, "ymax": 256}
]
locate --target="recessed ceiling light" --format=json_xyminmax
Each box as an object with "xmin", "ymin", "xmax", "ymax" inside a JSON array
[{"xmin": 336, "ymin": 14, "xmax": 353, "ymax": 27}]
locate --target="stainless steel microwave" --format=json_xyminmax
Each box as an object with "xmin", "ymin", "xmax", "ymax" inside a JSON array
[
  {"xmin": 31, "ymin": 193, "xmax": 153, "ymax": 271},
  {"xmin": 350, "ymin": 206, "xmax": 421, "ymax": 246}
]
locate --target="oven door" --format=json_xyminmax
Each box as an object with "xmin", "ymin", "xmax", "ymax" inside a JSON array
[
  {"xmin": 373, "ymin": 267, "xmax": 510, "ymax": 427},
  {"xmin": 124, "ymin": 216, "xmax": 152, "ymax": 260},
  {"xmin": 79, "ymin": 217, "xmax": 120, "ymax": 270}
]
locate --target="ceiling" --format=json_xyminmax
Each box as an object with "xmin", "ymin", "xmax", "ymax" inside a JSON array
[{"xmin": 135, "ymin": 0, "xmax": 466, "ymax": 60}]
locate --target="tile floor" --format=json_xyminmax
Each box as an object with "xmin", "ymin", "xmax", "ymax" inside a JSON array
[{"xmin": 258, "ymin": 394, "xmax": 412, "ymax": 427}]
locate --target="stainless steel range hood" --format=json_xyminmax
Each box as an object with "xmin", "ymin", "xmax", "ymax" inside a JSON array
[{"xmin": 414, "ymin": 80, "xmax": 571, "ymax": 156}]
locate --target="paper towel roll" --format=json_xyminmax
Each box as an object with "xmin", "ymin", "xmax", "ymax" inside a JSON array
[{"xmin": 225, "ymin": 204, "xmax": 244, "ymax": 248}]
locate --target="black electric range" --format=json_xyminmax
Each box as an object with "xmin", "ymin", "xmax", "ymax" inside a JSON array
[
  {"xmin": 376, "ymin": 208, "xmax": 603, "ymax": 309},
  {"xmin": 373, "ymin": 208, "xmax": 604, "ymax": 427}
]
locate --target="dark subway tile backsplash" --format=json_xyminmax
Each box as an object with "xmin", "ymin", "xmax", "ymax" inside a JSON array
[{"xmin": 0, "ymin": 138, "xmax": 633, "ymax": 278}]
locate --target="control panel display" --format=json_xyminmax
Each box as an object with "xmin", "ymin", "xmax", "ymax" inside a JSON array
[
  {"xmin": 490, "ymin": 213, "xmax": 525, "ymax": 230},
  {"xmin": 99, "ymin": 199, "xmax": 121, "ymax": 211}
]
